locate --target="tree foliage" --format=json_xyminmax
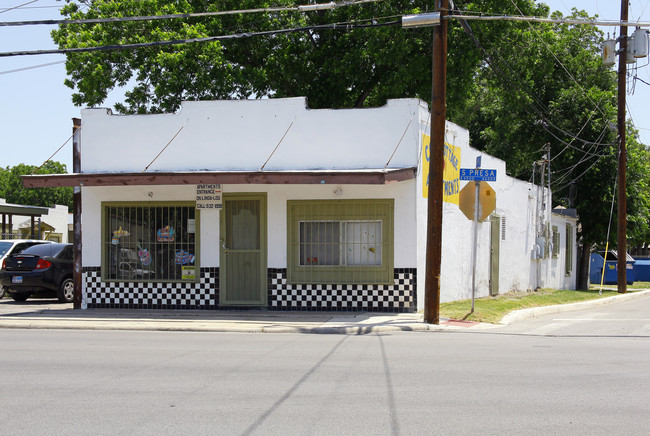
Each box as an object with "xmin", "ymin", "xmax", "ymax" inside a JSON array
[
  {"xmin": 52, "ymin": 0, "xmax": 546, "ymax": 112},
  {"xmin": 452, "ymin": 7, "xmax": 650, "ymax": 248},
  {"xmin": 0, "ymin": 162, "xmax": 73, "ymax": 211},
  {"xmin": 51, "ymin": 1, "xmax": 650, "ymax": 248}
]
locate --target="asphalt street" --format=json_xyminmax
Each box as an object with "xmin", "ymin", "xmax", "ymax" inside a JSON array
[
  {"xmin": 0, "ymin": 293, "xmax": 649, "ymax": 435},
  {"xmin": 494, "ymin": 292, "xmax": 650, "ymax": 336}
]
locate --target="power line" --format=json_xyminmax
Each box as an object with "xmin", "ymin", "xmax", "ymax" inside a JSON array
[
  {"xmin": 445, "ymin": 12, "xmax": 650, "ymax": 28},
  {"xmin": 0, "ymin": 0, "xmax": 38, "ymax": 15},
  {"xmin": 453, "ymin": 7, "xmax": 615, "ymax": 155},
  {"xmin": 0, "ymin": 0, "xmax": 383, "ymax": 27},
  {"xmin": 508, "ymin": 0, "xmax": 610, "ymax": 122},
  {"xmin": 0, "ymin": 60, "xmax": 65, "ymax": 75},
  {"xmin": 0, "ymin": 19, "xmax": 401, "ymax": 57}
]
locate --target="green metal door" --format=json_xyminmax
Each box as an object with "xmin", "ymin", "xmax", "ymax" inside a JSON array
[
  {"xmin": 220, "ymin": 194, "xmax": 267, "ymax": 306},
  {"xmin": 489, "ymin": 215, "xmax": 500, "ymax": 296}
]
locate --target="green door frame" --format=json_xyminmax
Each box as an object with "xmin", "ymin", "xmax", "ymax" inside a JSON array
[{"xmin": 219, "ymin": 193, "xmax": 267, "ymax": 306}]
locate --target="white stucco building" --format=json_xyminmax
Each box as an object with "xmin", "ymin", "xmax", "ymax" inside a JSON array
[{"xmin": 24, "ymin": 97, "xmax": 576, "ymax": 311}]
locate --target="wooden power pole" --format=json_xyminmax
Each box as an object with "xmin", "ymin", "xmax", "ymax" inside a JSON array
[
  {"xmin": 72, "ymin": 118, "xmax": 82, "ymax": 309},
  {"xmin": 424, "ymin": 0, "xmax": 448, "ymax": 324},
  {"xmin": 617, "ymin": 0, "xmax": 628, "ymax": 293}
]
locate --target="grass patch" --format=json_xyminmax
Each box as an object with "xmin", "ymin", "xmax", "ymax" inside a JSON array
[
  {"xmin": 439, "ymin": 286, "xmax": 647, "ymax": 324},
  {"xmin": 589, "ymin": 281, "xmax": 650, "ymax": 291}
]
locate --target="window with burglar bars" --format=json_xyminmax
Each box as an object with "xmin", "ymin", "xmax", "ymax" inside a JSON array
[
  {"xmin": 287, "ymin": 199, "xmax": 393, "ymax": 284},
  {"xmin": 102, "ymin": 202, "xmax": 198, "ymax": 282}
]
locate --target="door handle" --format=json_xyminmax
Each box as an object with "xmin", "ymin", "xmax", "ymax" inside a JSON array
[{"xmin": 221, "ymin": 240, "xmax": 229, "ymax": 255}]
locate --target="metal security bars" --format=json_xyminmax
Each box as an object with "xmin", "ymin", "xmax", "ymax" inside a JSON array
[
  {"xmin": 299, "ymin": 220, "xmax": 382, "ymax": 266},
  {"xmin": 103, "ymin": 203, "xmax": 197, "ymax": 282},
  {"xmin": 288, "ymin": 199, "xmax": 393, "ymax": 284}
]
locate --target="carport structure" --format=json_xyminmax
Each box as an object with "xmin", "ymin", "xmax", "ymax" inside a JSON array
[{"xmin": 0, "ymin": 202, "xmax": 49, "ymax": 240}]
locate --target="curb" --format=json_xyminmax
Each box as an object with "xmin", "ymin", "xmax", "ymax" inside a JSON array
[
  {"xmin": 0, "ymin": 317, "xmax": 438, "ymax": 334},
  {"xmin": 498, "ymin": 289, "xmax": 650, "ymax": 325}
]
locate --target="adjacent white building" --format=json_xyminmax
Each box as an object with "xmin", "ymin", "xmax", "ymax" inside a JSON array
[
  {"xmin": 0, "ymin": 198, "xmax": 69, "ymax": 242},
  {"xmin": 24, "ymin": 97, "xmax": 576, "ymax": 311}
]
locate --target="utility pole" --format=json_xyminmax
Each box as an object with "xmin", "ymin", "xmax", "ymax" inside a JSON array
[
  {"xmin": 617, "ymin": 0, "xmax": 628, "ymax": 293},
  {"xmin": 424, "ymin": 0, "xmax": 448, "ymax": 324},
  {"xmin": 73, "ymin": 118, "xmax": 82, "ymax": 309}
]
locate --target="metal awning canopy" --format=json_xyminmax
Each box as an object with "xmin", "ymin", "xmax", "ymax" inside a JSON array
[
  {"xmin": 21, "ymin": 168, "xmax": 417, "ymax": 188},
  {"xmin": 1, "ymin": 203, "xmax": 49, "ymax": 239},
  {"xmin": 0, "ymin": 203, "xmax": 49, "ymax": 216}
]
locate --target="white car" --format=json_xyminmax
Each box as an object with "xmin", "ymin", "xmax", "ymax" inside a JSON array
[{"xmin": 0, "ymin": 239, "xmax": 53, "ymax": 298}]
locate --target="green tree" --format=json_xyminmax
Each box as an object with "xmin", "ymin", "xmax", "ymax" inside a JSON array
[
  {"xmin": 52, "ymin": 0, "xmax": 547, "ymax": 113},
  {"xmin": 0, "ymin": 162, "xmax": 73, "ymax": 210},
  {"xmin": 453, "ymin": 7, "xmax": 650, "ymax": 283}
]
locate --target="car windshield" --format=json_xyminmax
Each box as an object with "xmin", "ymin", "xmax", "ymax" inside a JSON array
[{"xmin": 20, "ymin": 244, "xmax": 66, "ymax": 257}]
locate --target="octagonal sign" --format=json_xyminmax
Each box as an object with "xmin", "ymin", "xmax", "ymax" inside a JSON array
[{"xmin": 458, "ymin": 181, "xmax": 496, "ymax": 222}]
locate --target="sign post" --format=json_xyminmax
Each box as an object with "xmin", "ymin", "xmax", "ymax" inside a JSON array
[{"xmin": 459, "ymin": 157, "xmax": 497, "ymax": 313}]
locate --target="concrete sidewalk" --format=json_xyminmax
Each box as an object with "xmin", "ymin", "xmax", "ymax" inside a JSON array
[
  {"xmin": 0, "ymin": 300, "xmax": 485, "ymax": 334},
  {"xmin": 0, "ymin": 289, "xmax": 647, "ymax": 334}
]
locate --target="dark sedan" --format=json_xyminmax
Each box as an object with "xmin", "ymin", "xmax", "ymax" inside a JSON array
[{"xmin": 0, "ymin": 243, "xmax": 74, "ymax": 303}]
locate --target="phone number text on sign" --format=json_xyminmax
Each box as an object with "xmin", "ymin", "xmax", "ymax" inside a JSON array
[{"xmin": 196, "ymin": 184, "xmax": 222, "ymax": 209}]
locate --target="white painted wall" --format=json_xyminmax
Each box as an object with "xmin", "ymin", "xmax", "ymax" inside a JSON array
[
  {"xmin": 78, "ymin": 97, "xmax": 577, "ymax": 310},
  {"xmin": 81, "ymin": 182, "xmax": 417, "ymax": 270},
  {"xmin": 415, "ymin": 115, "xmax": 576, "ymax": 306},
  {"xmin": 545, "ymin": 212, "xmax": 578, "ymax": 290},
  {"xmin": 80, "ymin": 98, "xmax": 424, "ymax": 173}
]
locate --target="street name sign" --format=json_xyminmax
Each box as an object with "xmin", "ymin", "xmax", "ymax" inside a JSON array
[{"xmin": 459, "ymin": 168, "xmax": 497, "ymax": 182}]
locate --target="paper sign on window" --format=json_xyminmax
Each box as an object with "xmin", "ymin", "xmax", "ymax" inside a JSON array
[
  {"xmin": 182, "ymin": 266, "xmax": 196, "ymax": 280},
  {"xmin": 157, "ymin": 225, "xmax": 175, "ymax": 242}
]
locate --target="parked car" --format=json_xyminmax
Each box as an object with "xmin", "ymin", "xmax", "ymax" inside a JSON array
[
  {"xmin": 0, "ymin": 239, "xmax": 53, "ymax": 298},
  {"xmin": 0, "ymin": 243, "xmax": 73, "ymax": 303}
]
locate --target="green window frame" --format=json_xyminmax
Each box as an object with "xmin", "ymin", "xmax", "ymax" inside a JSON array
[
  {"xmin": 102, "ymin": 202, "xmax": 199, "ymax": 282},
  {"xmin": 287, "ymin": 199, "xmax": 394, "ymax": 284},
  {"xmin": 552, "ymin": 225, "xmax": 560, "ymax": 259},
  {"xmin": 565, "ymin": 224, "xmax": 573, "ymax": 276}
]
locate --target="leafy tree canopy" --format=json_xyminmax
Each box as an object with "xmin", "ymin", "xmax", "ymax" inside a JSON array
[
  {"xmin": 453, "ymin": 7, "xmax": 650, "ymax": 248},
  {"xmin": 0, "ymin": 162, "xmax": 73, "ymax": 211},
  {"xmin": 52, "ymin": 0, "xmax": 546, "ymax": 113}
]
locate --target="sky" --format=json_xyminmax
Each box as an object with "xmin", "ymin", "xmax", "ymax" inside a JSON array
[{"xmin": 1, "ymin": 1, "xmax": 649, "ymax": 172}]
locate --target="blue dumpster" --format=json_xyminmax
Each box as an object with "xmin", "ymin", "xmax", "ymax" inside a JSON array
[
  {"xmin": 633, "ymin": 259, "xmax": 650, "ymax": 282},
  {"xmin": 589, "ymin": 250, "xmax": 635, "ymax": 285}
]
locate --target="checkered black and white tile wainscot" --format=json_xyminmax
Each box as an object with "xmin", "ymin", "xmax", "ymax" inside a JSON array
[
  {"xmin": 83, "ymin": 267, "xmax": 218, "ymax": 309},
  {"xmin": 268, "ymin": 268, "xmax": 416, "ymax": 312},
  {"xmin": 83, "ymin": 267, "xmax": 415, "ymax": 311}
]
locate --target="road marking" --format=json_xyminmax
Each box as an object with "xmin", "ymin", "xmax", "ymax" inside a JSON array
[
  {"xmin": 525, "ymin": 322, "xmax": 570, "ymax": 335},
  {"xmin": 630, "ymin": 324, "xmax": 650, "ymax": 335},
  {"xmin": 553, "ymin": 318, "xmax": 650, "ymax": 321}
]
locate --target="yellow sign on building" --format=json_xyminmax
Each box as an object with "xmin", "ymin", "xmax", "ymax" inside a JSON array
[{"xmin": 421, "ymin": 134, "xmax": 461, "ymax": 204}]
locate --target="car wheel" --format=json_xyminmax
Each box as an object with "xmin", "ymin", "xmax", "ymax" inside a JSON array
[
  {"xmin": 9, "ymin": 292, "xmax": 29, "ymax": 302},
  {"xmin": 57, "ymin": 278, "xmax": 74, "ymax": 303}
]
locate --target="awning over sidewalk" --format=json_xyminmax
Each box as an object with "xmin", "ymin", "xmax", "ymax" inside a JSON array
[{"xmin": 21, "ymin": 168, "xmax": 417, "ymax": 188}]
